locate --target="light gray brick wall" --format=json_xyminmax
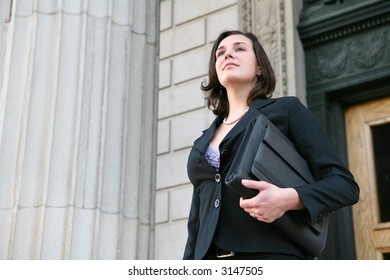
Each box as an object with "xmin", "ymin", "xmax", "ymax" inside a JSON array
[{"xmin": 156, "ymin": 0, "xmax": 239, "ymax": 260}]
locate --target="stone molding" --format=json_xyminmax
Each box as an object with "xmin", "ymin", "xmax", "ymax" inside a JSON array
[
  {"xmin": 299, "ymin": 1, "xmax": 390, "ymax": 87},
  {"xmin": 305, "ymin": 26, "xmax": 389, "ymax": 86},
  {"xmin": 301, "ymin": 11, "xmax": 390, "ymax": 48},
  {"xmin": 239, "ymin": 0, "xmax": 287, "ymax": 97}
]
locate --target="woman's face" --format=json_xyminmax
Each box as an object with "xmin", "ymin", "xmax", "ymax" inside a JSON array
[{"xmin": 215, "ymin": 34, "xmax": 260, "ymax": 89}]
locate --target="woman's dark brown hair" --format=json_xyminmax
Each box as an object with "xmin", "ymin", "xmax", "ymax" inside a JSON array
[{"xmin": 201, "ymin": 30, "xmax": 276, "ymax": 117}]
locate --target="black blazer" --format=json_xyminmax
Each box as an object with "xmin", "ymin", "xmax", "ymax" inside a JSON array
[{"xmin": 183, "ymin": 97, "xmax": 359, "ymax": 260}]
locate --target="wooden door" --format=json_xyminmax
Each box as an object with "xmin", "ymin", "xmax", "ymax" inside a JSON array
[{"xmin": 345, "ymin": 96, "xmax": 390, "ymax": 259}]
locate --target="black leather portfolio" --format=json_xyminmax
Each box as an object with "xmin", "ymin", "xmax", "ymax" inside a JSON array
[{"xmin": 225, "ymin": 114, "xmax": 330, "ymax": 258}]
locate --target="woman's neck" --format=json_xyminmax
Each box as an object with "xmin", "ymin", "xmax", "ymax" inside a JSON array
[{"xmin": 225, "ymin": 85, "xmax": 251, "ymax": 118}]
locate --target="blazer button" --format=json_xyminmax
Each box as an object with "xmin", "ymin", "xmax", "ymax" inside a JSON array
[
  {"xmin": 215, "ymin": 174, "xmax": 221, "ymax": 183},
  {"xmin": 214, "ymin": 199, "xmax": 220, "ymax": 208}
]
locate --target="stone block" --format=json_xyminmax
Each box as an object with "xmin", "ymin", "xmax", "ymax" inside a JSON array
[
  {"xmin": 156, "ymin": 149, "xmax": 190, "ymax": 189},
  {"xmin": 132, "ymin": 0, "xmax": 146, "ymax": 34},
  {"xmin": 0, "ymin": 0, "xmax": 12, "ymax": 22},
  {"xmin": 40, "ymin": 207, "xmax": 69, "ymax": 259},
  {"xmin": 174, "ymin": 0, "xmax": 237, "ymax": 25},
  {"xmin": 172, "ymin": 47, "xmax": 209, "ymax": 84},
  {"xmin": 0, "ymin": 209, "xmax": 13, "ymax": 259},
  {"xmin": 155, "ymin": 191, "xmax": 169, "ymax": 224},
  {"xmin": 95, "ymin": 211, "xmax": 119, "ymax": 259},
  {"xmin": 37, "ymin": 0, "xmax": 60, "ymax": 14},
  {"xmin": 155, "ymin": 221, "xmax": 188, "ymax": 259},
  {"xmin": 157, "ymin": 119, "xmax": 170, "ymax": 155},
  {"xmin": 12, "ymin": 206, "xmax": 42, "ymax": 259},
  {"xmin": 62, "ymin": 0, "xmax": 84, "ymax": 14},
  {"xmin": 171, "ymin": 109, "xmax": 214, "ymax": 151},
  {"xmin": 118, "ymin": 218, "xmax": 139, "ymax": 259},
  {"xmin": 88, "ymin": 0, "xmax": 109, "ymax": 18},
  {"xmin": 159, "ymin": 59, "xmax": 171, "ymax": 89},
  {"xmin": 170, "ymin": 185, "xmax": 192, "ymax": 221},
  {"xmin": 112, "ymin": 0, "xmax": 130, "ymax": 25},
  {"xmin": 160, "ymin": 0, "xmax": 172, "ymax": 31},
  {"xmin": 158, "ymin": 78, "xmax": 205, "ymax": 119},
  {"xmin": 69, "ymin": 208, "xmax": 96, "ymax": 259},
  {"xmin": 207, "ymin": 5, "xmax": 239, "ymax": 41},
  {"xmin": 14, "ymin": 0, "xmax": 34, "ymax": 17},
  {"xmin": 160, "ymin": 19, "xmax": 206, "ymax": 59}
]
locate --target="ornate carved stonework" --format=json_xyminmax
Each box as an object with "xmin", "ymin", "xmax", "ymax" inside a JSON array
[
  {"xmin": 239, "ymin": 0, "xmax": 253, "ymax": 33},
  {"xmin": 239, "ymin": 0, "xmax": 287, "ymax": 97},
  {"xmin": 301, "ymin": 12, "xmax": 390, "ymax": 48},
  {"xmin": 301, "ymin": 0, "xmax": 361, "ymax": 22},
  {"xmin": 351, "ymin": 30, "xmax": 386, "ymax": 70},
  {"xmin": 299, "ymin": 0, "xmax": 390, "ymax": 87},
  {"xmin": 301, "ymin": 0, "xmax": 365, "ymax": 22},
  {"xmin": 305, "ymin": 26, "xmax": 389, "ymax": 86}
]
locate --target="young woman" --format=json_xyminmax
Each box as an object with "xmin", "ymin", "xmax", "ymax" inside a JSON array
[{"xmin": 183, "ymin": 30, "xmax": 359, "ymax": 260}]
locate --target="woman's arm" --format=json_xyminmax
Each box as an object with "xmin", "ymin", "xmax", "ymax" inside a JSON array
[{"xmin": 240, "ymin": 97, "xmax": 359, "ymax": 224}]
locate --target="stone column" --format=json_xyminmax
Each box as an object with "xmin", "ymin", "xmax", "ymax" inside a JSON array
[{"xmin": 0, "ymin": 0, "xmax": 158, "ymax": 260}]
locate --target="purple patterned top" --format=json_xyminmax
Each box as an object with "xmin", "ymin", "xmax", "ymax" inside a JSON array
[{"xmin": 205, "ymin": 144, "xmax": 220, "ymax": 171}]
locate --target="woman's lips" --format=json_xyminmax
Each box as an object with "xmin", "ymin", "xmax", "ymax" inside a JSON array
[{"xmin": 223, "ymin": 62, "xmax": 238, "ymax": 70}]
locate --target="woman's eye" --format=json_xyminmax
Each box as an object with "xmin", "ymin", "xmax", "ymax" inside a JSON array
[
  {"xmin": 236, "ymin": 47, "xmax": 244, "ymax": 52},
  {"xmin": 216, "ymin": 51, "xmax": 225, "ymax": 57}
]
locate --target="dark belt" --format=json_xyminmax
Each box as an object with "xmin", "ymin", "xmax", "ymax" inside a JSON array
[
  {"xmin": 216, "ymin": 247, "xmax": 235, "ymax": 258},
  {"xmin": 204, "ymin": 244, "xmax": 234, "ymax": 259},
  {"xmin": 205, "ymin": 244, "xmax": 304, "ymax": 260}
]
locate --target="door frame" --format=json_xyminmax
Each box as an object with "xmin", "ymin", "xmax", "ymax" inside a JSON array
[
  {"xmin": 306, "ymin": 76, "xmax": 390, "ymax": 259},
  {"xmin": 344, "ymin": 96, "xmax": 390, "ymax": 259},
  {"xmin": 298, "ymin": 0, "xmax": 390, "ymax": 259}
]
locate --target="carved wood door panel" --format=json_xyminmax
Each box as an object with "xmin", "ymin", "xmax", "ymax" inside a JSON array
[{"xmin": 345, "ymin": 96, "xmax": 390, "ymax": 259}]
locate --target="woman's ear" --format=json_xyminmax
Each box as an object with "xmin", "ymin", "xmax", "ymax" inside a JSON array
[{"xmin": 257, "ymin": 68, "xmax": 261, "ymax": 76}]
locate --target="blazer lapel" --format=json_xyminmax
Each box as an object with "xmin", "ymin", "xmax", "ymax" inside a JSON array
[
  {"xmin": 191, "ymin": 98, "xmax": 275, "ymax": 153},
  {"xmin": 192, "ymin": 117, "xmax": 220, "ymax": 155},
  {"xmin": 220, "ymin": 98, "xmax": 275, "ymax": 147}
]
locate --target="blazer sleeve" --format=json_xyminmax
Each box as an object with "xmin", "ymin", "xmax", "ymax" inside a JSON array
[
  {"xmin": 285, "ymin": 97, "xmax": 359, "ymax": 224},
  {"xmin": 183, "ymin": 187, "xmax": 200, "ymax": 260}
]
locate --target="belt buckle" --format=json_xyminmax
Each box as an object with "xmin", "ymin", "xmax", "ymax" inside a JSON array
[{"xmin": 216, "ymin": 248, "xmax": 235, "ymax": 258}]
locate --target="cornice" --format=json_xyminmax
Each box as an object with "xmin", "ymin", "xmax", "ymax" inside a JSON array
[{"xmin": 299, "ymin": 0, "xmax": 390, "ymax": 48}]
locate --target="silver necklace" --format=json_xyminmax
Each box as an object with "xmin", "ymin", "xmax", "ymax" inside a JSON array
[{"xmin": 222, "ymin": 109, "xmax": 249, "ymax": 125}]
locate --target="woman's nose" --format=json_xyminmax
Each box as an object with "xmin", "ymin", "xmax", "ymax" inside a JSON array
[{"xmin": 224, "ymin": 50, "xmax": 233, "ymax": 59}]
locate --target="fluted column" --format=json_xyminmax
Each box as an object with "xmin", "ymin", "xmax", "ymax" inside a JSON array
[{"xmin": 0, "ymin": 0, "xmax": 158, "ymax": 260}]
